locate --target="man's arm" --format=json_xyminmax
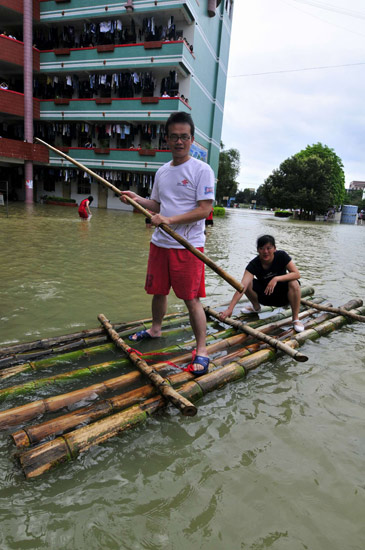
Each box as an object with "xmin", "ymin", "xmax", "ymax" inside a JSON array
[
  {"xmin": 219, "ymin": 270, "xmax": 254, "ymax": 319},
  {"xmin": 120, "ymin": 191, "xmax": 160, "ymax": 213},
  {"xmin": 150, "ymin": 199, "xmax": 213, "ymax": 226}
]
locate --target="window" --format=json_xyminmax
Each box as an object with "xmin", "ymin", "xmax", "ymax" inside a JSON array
[
  {"xmin": 77, "ymin": 182, "xmax": 91, "ymax": 194},
  {"xmin": 44, "ymin": 180, "xmax": 55, "ymax": 192}
]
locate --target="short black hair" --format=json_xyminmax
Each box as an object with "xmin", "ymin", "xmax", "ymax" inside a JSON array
[
  {"xmin": 88, "ymin": 196, "xmax": 94, "ymax": 203},
  {"xmin": 165, "ymin": 112, "xmax": 194, "ymax": 137},
  {"xmin": 257, "ymin": 235, "xmax": 276, "ymax": 249}
]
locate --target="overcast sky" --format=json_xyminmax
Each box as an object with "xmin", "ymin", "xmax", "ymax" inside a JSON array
[{"xmin": 221, "ymin": 0, "xmax": 365, "ymax": 190}]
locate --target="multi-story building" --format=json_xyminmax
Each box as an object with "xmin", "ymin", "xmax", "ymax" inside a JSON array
[
  {"xmin": 0, "ymin": 0, "xmax": 234, "ymax": 209},
  {"xmin": 349, "ymin": 181, "xmax": 365, "ymax": 191}
]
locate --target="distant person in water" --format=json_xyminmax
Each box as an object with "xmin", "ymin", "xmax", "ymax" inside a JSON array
[
  {"xmin": 78, "ymin": 196, "xmax": 93, "ymax": 220},
  {"xmin": 219, "ymin": 234, "xmax": 305, "ymax": 332}
]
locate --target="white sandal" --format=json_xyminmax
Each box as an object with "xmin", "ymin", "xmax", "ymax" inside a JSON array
[
  {"xmin": 293, "ymin": 320, "xmax": 305, "ymax": 333},
  {"xmin": 241, "ymin": 305, "xmax": 261, "ymax": 314}
]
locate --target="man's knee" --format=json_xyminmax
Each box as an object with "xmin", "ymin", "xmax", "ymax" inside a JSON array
[{"xmin": 288, "ymin": 280, "xmax": 300, "ymax": 291}]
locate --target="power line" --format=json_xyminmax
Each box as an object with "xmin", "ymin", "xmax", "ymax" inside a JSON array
[
  {"xmin": 290, "ymin": 0, "xmax": 365, "ymax": 20},
  {"xmin": 229, "ymin": 61, "xmax": 365, "ymax": 78},
  {"xmin": 281, "ymin": 0, "xmax": 365, "ymax": 38}
]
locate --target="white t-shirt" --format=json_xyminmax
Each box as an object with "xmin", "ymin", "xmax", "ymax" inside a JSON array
[{"xmin": 150, "ymin": 157, "xmax": 215, "ymax": 249}]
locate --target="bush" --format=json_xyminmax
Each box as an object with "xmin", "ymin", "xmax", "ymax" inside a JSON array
[
  {"xmin": 274, "ymin": 210, "xmax": 293, "ymax": 218},
  {"xmin": 45, "ymin": 196, "xmax": 76, "ymax": 204},
  {"xmin": 213, "ymin": 206, "xmax": 225, "ymax": 216}
]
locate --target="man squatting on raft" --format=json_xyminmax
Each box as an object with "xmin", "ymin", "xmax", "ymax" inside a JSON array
[
  {"xmin": 120, "ymin": 112, "xmax": 215, "ymax": 375},
  {"xmin": 219, "ymin": 235, "xmax": 305, "ymax": 333}
]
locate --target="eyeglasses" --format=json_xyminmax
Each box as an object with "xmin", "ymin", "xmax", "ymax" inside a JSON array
[{"xmin": 168, "ymin": 134, "xmax": 191, "ymax": 142}]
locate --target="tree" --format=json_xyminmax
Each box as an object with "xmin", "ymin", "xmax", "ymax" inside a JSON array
[
  {"xmin": 345, "ymin": 188, "xmax": 365, "ymax": 211},
  {"xmin": 216, "ymin": 144, "xmax": 240, "ymax": 204},
  {"xmin": 255, "ymin": 185, "xmax": 268, "ymax": 208},
  {"xmin": 235, "ymin": 188, "xmax": 256, "ymax": 205},
  {"xmin": 262, "ymin": 143, "xmax": 346, "ymax": 216}
]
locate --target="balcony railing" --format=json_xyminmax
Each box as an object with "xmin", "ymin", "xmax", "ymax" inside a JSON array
[
  {"xmin": 0, "ymin": 137, "xmax": 48, "ymax": 163},
  {"xmin": 39, "ymin": 41, "xmax": 193, "ymax": 77},
  {"xmin": 39, "ymin": 1, "xmax": 194, "ymax": 24},
  {"xmin": 47, "ymin": 146, "xmax": 171, "ymax": 172},
  {"xmin": 0, "ymin": 89, "xmax": 40, "ymax": 118},
  {"xmin": 39, "ymin": 96, "xmax": 190, "ymax": 121},
  {"xmin": 0, "ymin": 35, "xmax": 40, "ymax": 70}
]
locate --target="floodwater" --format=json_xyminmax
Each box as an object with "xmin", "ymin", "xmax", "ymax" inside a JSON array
[{"xmin": 0, "ymin": 204, "xmax": 364, "ymax": 550}]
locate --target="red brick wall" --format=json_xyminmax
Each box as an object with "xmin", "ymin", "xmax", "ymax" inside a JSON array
[
  {"xmin": 0, "ymin": 0, "xmax": 40, "ymax": 19},
  {"xmin": 0, "ymin": 138, "xmax": 49, "ymax": 163},
  {"xmin": 0, "ymin": 36, "xmax": 40, "ymax": 70},
  {"xmin": 0, "ymin": 89, "xmax": 40, "ymax": 118}
]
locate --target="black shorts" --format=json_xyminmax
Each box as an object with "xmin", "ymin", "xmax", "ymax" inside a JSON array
[{"xmin": 252, "ymin": 279, "xmax": 289, "ymax": 307}]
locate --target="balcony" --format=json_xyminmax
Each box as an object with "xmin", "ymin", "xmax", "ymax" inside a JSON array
[
  {"xmin": 0, "ymin": 137, "xmax": 48, "ymax": 163},
  {"xmin": 39, "ymin": 41, "xmax": 193, "ymax": 77},
  {"xmin": 0, "ymin": 35, "xmax": 40, "ymax": 71},
  {"xmin": 39, "ymin": 96, "xmax": 190, "ymax": 121},
  {"xmin": 46, "ymin": 146, "xmax": 171, "ymax": 173},
  {"xmin": 0, "ymin": 89, "xmax": 40, "ymax": 118},
  {"xmin": 0, "ymin": 0, "xmax": 39, "ymax": 19},
  {"xmin": 39, "ymin": 1, "xmax": 194, "ymax": 24}
]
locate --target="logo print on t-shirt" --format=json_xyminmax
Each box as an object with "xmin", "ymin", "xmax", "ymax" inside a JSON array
[{"xmin": 177, "ymin": 179, "xmax": 190, "ymax": 186}]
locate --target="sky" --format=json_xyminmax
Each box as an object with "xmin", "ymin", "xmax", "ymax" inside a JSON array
[{"xmin": 221, "ymin": 0, "xmax": 365, "ymax": 190}]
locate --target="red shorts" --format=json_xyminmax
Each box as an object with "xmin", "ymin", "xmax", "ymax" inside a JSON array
[{"xmin": 145, "ymin": 243, "xmax": 206, "ymax": 300}]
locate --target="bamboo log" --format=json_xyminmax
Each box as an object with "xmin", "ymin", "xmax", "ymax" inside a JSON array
[
  {"xmin": 0, "ymin": 298, "xmax": 324, "ymax": 431},
  {"xmin": 19, "ymin": 303, "xmax": 365, "ymax": 479},
  {"xmin": 205, "ymin": 306, "xmax": 309, "ymax": 362},
  {"xmin": 0, "ymin": 287, "xmax": 316, "ymax": 373},
  {"xmin": 9, "ymin": 303, "xmax": 343, "ymax": 447},
  {"xmin": 35, "ymin": 137, "xmax": 244, "ymax": 293},
  {"xmin": 98, "ymin": 313, "xmax": 197, "ymax": 416},
  {"xmin": 300, "ymin": 298, "xmax": 365, "ymax": 322},
  {"xmin": 0, "ymin": 311, "xmax": 191, "ymax": 362}
]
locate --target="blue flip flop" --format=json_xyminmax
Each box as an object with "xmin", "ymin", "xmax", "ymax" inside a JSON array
[
  {"xmin": 128, "ymin": 329, "xmax": 153, "ymax": 342},
  {"xmin": 184, "ymin": 355, "xmax": 210, "ymax": 376}
]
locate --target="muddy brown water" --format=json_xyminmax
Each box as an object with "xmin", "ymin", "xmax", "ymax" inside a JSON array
[{"xmin": 0, "ymin": 204, "xmax": 364, "ymax": 550}]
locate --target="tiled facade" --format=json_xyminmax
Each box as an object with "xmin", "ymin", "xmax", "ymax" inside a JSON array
[{"xmin": 0, "ymin": 0, "xmax": 233, "ymax": 208}]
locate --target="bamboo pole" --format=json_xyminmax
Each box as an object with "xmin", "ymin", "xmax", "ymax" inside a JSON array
[
  {"xmin": 35, "ymin": 137, "xmax": 244, "ymax": 293},
  {"xmin": 0, "ymin": 311, "xmax": 190, "ymax": 360},
  {"xmin": 19, "ymin": 304, "xmax": 365, "ymax": 478},
  {"xmin": 9, "ymin": 302, "xmax": 347, "ymax": 446},
  {"xmin": 97, "ymin": 313, "xmax": 197, "ymax": 416},
  {"xmin": 0, "ymin": 287, "xmax": 316, "ymax": 373},
  {"xmin": 205, "ymin": 306, "xmax": 309, "ymax": 362},
  {"xmin": 300, "ymin": 298, "xmax": 365, "ymax": 322},
  {"xmin": 0, "ymin": 297, "xmax": 328, "ymax": 431},
  {"xmin": 0, "ymin": 286, "xmax": 316, "ymax": 381}
]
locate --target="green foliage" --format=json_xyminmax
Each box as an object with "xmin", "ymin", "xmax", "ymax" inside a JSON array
[
  {"xmin": 235, "ymin": 188, "xmax": 256, "ymax": 204},
  {"xmin": 255, "ymin": 185, "xmax": 268, "ymax": 208},
  {"xmin": 262, "ymin": 143, "xmax": 346, "ymax": 215},
  {"xmin": 45, "ymin": 196, "xmax": 76, "ymax": 203},
  {"xmin": 213, "ymin": 206, "xmax": 225, "ymax": 216},
  {"xmin": 345, "ymin": 189, "xmax": 365, "ymax": 210},
  {"xmin": 274, "ymin": 210, "xmax": 293, "ymax": 218},
  {"xmin": 216, "ymin": 145, "xmax": 240, "ymax": 204}
]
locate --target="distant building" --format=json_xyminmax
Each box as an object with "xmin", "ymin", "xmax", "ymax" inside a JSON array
[
  {"xmin": 349, "ymin": 181, "xmax": 365, "ymax": 190},
  {"xmin": 0, "ymin": 0, "xmax": 235, "ymax": 208}
]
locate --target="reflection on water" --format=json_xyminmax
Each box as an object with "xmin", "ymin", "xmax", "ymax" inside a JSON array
[{"xmin": 0, "ymin": 204, "xmax": 364, "ymax": 550}]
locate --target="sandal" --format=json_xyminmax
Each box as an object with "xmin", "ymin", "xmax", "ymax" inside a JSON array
[
  {"xmin": 240, "ymin": 305, "xmax": 261, "ymax": 314},
  {"xmin": 293, "ymin": 320, "xmax": 305, "ymax": 333},
  {"xmin": 183, "ymin": 355, "xmax": 210, "ymax": 376},
  {"xmin": 128, "ymin": 329, "xmax": 156, "ymax": 342}
]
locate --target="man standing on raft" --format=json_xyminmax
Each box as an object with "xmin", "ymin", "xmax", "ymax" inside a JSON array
[
  {"xmin": 121, "ymin": 112, "xmax": 215, "ymax": 375},
  {"xmin": 219, "ymin": 235, "xmax": 305, "ymax": 332}
]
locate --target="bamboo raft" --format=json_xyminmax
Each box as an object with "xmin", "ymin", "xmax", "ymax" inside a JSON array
[{"xmin": 0, "ymin": 286, "xmax": 364, "ymax": 480}]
